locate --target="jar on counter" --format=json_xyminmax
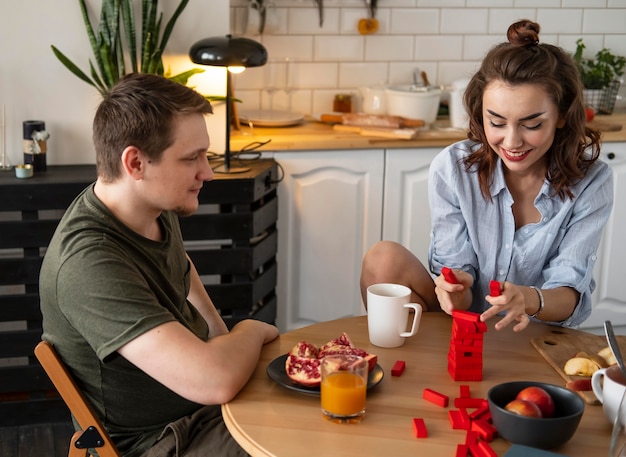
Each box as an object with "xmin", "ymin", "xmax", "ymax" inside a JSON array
[{"xmin": 333, "ymin": 94, "xmax": 352, "ymax": 113}]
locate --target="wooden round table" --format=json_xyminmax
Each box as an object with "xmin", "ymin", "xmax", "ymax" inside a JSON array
[{"xmin": 223, "ymin": 313, "xmax": 610, "ymax": 456}]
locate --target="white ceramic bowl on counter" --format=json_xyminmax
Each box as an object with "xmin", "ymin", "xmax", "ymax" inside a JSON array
[{"xmin": 385, "ymin": 85, "xmax": 442, "ymax": 125}]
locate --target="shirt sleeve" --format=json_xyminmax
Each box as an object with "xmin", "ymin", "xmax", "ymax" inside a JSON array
[
  {"xmin": 428, "ymin": 142, "xmax": 481, "ymax": 280},
  {"xmin": 542, "ymin": 161, "xmax": 614, "ymax": 327}
]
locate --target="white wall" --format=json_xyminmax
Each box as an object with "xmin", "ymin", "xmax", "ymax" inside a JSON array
[
  {"xmin": 0, "ymin": 0, "xmax": 230, "ymax": 166},
  {"xmin": 230, "ymin": 0, "xmax": 626, "ymax": 117}
]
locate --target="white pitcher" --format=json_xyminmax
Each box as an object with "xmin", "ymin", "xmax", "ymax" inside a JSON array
[{"xmin": 359, "ymin": 86, "xmax": 386, "ymax": 115}]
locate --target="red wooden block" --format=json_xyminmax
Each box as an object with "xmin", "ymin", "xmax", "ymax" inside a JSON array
[
  {"xmin": 470, "ymin": 440, "xmax": 498, "ymax": 457},
  {"xmin": 465, "ymin": 430, "xmax": 479, "ymax": 445},
  {"xmin": 471, "ymin": 419, "xmax": 497, "ymax": 442},
  {"xmin": 459, "ymin": 384, "xmax": 471, "ymax": 398},
  {"xmin": 423, "ymin": 388, "xmax": 449, "ymax": 407},
  {"xmin": 455, "ymin": 444, "xmax": 470, "ymax": 457},
  {"xmin": 469, "ymin": 402, "xmax": 491, "ymax": 421},
  {"xmin": 489, "ymin": 280, "xmax": 501, "ymax": 297},
  {"xmin": 448, "ymin": 365, "xmax": 483, "ymax": 381},
  {"xmin": 448, "ymin": 410, "xmax": 465, "ymax": 429},
  {"xmin": 442, "ymin": 266, "xmax": 459, "ymax": 284},
  {"xmin": 458, "ymin": 407, "xmax": 471, "ymax": 430},
  {"xmin": 476, "ymin": 321, "xmax": 488, "ymax": 333},
  {"xmin": 454, "ymin": 397, "xmax": 486, "ymax": 409},
  {"xmin": 412, "ymin": 418, "xmax": 428, "ymax": 438},
  {"xmin": 391, "ymin": 360, "xmax": 406, "ymax": 377},
  {"xmin": 452, "ymin": 309, "xmax": 481, "ymax": 322}
]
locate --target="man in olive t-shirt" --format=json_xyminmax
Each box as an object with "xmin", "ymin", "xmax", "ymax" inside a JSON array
[{"xmin": 39, "ymin": 74, "xmax": 279, "ymax": 457}]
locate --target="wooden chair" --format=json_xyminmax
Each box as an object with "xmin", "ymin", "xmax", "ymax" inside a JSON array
[{"xmin": 34, "ymin": 340, "xmax": 120, "ymax": 457}]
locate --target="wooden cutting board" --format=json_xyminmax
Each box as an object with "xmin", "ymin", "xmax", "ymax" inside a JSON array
[
  {"xmin": 587, "ymin": 119, "xmax": 623, "ymax": 132},
  {"xmin": 531, "ymin": 330, "xmax": 626, "ymax": 404}
]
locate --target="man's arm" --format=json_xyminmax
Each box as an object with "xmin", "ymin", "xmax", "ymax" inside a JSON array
[
  {"xmin": 118, "ymin": 317, "xmax": 279, "ymax": 405},
  {"xmin": 119, "ymin": 253, "xmax": 278, "ymax": 405},
  {"xmin": 185, "ymin": 254, "xmax": 229, "ymax": 337}
]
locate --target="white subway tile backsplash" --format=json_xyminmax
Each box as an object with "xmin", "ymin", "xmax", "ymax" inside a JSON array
[
  {"xmin": 563, "ymin": 0, "xmax": 608, "ymax": 7},
  {"xmin": 419, "ymin": 0, "xmax": 464, "ymax": 6},
  {"xmin": 365, "ymin": 35, "xmax": 415, "ymax": 61},
  {"xmin": 230, "ymin": 1, "xmax": 626, "ymax": 115},
  {"xmin": 583, "ymin": 9, "xmax": 626, "ymax": 33},
  {"xmin": 339, "ymin": 63, "xmax": 390, "ymax": 87},
  {"xmin": 514, "ymin": 0, "xmax": 560, "ymax": 6},
  {"xmin": 415, "ymin": 36, "xmax": 464, "ymax": 61},
  {"xmin": 468, "ymin": 0, "xmax": 514, "ymax": 7},
  {"xmin": 290, "ymin": 62, "xmax": 339, "ymax": 89},
  {"xmin": 288, "ymin": 7, "xmax": 340, "ymax": 34},
  {"xmin": 262, "ymin": 36, "xmax": 314, "ymax": 61},
  {"xmin": 537, "ymin": 9, "xmax": 583, "ymax": 34},
  {"xmin": 390, "ymin": 8, "xmax": 440, "ymax": 34},
  {"xmin": 315, "ymin": 36, "xmax": 365, "ymax": 61},
  {"xmin": 488, "ymin": 9, "xmax": 537, "ymax": 33},
  {"xmin": 463, "ymin": 35, "xmax": 502, "ymax": 61},
  {"xmin": 441, "ymin": 9, "xmax": 489, "ymax": 34}
]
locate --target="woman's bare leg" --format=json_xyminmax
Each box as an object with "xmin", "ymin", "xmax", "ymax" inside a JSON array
[{"xmin": 360, "ymin": 241, "xmax": 439, "ymax": 312}]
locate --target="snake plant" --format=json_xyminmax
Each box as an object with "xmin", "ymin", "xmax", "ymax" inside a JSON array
[{"xmin": 51, "ymin": 0, "xmax": 202, "ymax": 97}]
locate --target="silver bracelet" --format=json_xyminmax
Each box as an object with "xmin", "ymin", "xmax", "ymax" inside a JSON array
[{"xmin": 528, "ymin": 286, "xmax": 544, "ymax": 318}]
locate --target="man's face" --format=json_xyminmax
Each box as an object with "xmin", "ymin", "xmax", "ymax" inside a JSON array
[{"xmin": 140, "ymin": 113, "xmax": 213, "ymax": 216}]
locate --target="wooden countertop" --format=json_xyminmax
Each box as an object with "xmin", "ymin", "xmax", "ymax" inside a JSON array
[{"xmin": 230, "ymin": 112, "xmax": 626, "ymax": 153}]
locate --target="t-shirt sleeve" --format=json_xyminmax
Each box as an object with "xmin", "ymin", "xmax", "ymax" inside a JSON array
[{"xmin": 56, "ymin": 246, "xmax": 178, "ymax": 361}]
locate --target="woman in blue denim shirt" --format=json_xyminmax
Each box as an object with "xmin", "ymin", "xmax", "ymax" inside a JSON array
[{"xmin": 360, "ymin": 19, "xmax": 614, "ymax": 332}]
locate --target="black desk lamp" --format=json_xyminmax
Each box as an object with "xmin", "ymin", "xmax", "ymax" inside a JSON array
[{"xmin": 190, "ymin": 35, "xmax": 268, "ymax": 173}]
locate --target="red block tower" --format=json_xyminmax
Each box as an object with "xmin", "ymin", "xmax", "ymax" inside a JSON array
[{"xmin": 448, "ymin": 310, "xmax": 487, "ymax": 381}]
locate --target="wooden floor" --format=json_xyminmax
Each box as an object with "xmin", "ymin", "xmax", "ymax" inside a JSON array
[{"xmin": 0, "ymin": 421, "xmax": 74, "ymax": 457}]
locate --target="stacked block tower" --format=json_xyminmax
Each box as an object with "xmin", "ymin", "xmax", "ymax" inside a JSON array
[{"xmin": 448, "ymin": 310, "xmax": 487, "ymax": 381}]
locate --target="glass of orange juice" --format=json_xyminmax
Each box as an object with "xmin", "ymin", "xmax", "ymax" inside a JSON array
[{"xmin": 320, "ymin": 354, "xmax": 368, "ymax": 423}]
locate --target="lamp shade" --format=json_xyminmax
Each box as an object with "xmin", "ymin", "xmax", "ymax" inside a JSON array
[{"xmin": 189, "ymin": 35, "xmax": 268, "ymax": 68}]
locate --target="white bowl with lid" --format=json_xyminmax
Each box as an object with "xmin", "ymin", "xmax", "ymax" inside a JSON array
[{"xmin": 385, "ymin": 85, "xmax": 441, "ymax": 125}]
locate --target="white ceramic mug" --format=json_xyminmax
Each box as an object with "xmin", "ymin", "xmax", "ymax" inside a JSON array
[
  {"xmin": 592, "ymin": 365, "xmax": 626, "ymax": 424},
  {"xmin": 366, "ymin": 283, "xmax": 422, "ymax": 348}
]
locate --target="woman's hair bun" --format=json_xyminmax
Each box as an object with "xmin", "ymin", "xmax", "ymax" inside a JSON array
[{"xmin": 507, "ymin": 19, "xmax": 540, "ymax": 47}]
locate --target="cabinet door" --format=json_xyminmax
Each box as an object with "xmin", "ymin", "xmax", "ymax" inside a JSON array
[
  {"xmin": 274, "ymin": 150, "xmax": 384, "ymax": 331},
  {"xmin": 581, "ymin": 142, "xmax": 626, "ymax": 332},
  {"xmin": 383, "ymin": 148, "xmax": 440, "ymax": 263}
]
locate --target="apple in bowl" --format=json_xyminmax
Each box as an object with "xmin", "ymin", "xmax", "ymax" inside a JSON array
[
  {"xmin": 488, "ymin": 381, "xmax": 584, "ymax": 449},
  {"xmin": 511, "ymin": 386, "xmax": 555, "ymax": 418}
]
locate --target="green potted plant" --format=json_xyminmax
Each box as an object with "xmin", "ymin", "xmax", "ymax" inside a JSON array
[
  {"xmin": 51, "ymin": 0, "xmax": 202, "ymax": 97},
  {"xmin": 573, "ymin": 38, "xmax": 626, "ymax": 114}
]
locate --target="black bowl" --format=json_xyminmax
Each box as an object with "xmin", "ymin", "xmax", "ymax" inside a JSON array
[{"xmin": 487, "ymin": 381, "xmax": 585, "ymax": 449}]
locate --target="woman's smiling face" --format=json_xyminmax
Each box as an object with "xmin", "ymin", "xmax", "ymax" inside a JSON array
[{"xmin": 482, "ymin": 80, "xmax": 564, "ymax": 175}]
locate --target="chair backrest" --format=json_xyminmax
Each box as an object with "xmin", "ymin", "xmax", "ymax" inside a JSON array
[{"xmin": 34, "ymin": 340, "xmax": 120, "ymax": 457}]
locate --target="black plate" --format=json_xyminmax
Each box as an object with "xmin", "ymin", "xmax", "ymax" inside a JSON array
[{"xmin": 266, "ymin": 353, "xmax": 384, "ymax": 396}]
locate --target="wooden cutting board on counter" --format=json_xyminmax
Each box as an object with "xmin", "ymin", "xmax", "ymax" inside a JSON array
[
  {"xmin": 531, "ymin": 329, "xmax": 626, "ymax": 404},
  {"xmin": 588, "ymin": 119, "xmax": 623, "ymax": 132}
]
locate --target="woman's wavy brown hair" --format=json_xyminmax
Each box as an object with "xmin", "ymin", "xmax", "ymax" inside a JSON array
[{"xmin": 463, "ymin": 19, "xmax": 601, "ymax": 201}]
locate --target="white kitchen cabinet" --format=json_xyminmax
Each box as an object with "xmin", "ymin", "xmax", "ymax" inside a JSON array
[
  {"xmin": 580, "ymin": 142, "xmax": 626, "ymax": 333},
  {"xmin": 270, "ymin": 150, "xmax": 385, "ymax": 332},
  {"xmin": 382, "ymin": 148, "xmax": 440, "ymax": 263}
]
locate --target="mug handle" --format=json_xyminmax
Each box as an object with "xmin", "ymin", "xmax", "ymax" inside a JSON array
[
  {"xmin": 592, "ymin": 367, "xmax": 608, "ymax": 404},
  {"xmin": 400, "ymin": 304, "xmax": 422, "ymax": 338}
]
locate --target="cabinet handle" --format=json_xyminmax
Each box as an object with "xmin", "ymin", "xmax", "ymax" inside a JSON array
[{"xmin": 607, "ymin": 152, "xmax": 616, "ymax": 160}]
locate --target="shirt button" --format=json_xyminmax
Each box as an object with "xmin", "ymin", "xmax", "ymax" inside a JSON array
[
  {"xmin": 523, "ymin": 228, "xmax": 529, "ymax": 234},
  {"xmin": 499, "ymin": 269, "xmax": 505, "ymax": 276},
  {"xmin": 505, "ymin": 243, "xmax": 511, "ymax": 249},
  {"xmin": 543, "ymin": 217, "xmax": 548, "ymax": 222},
  {"xmin": 591, "ymin": 254, "xmax": 597, "ymax": 261}
]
